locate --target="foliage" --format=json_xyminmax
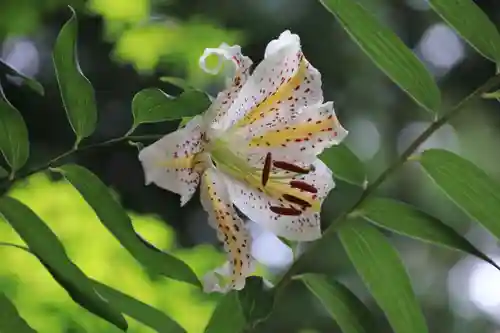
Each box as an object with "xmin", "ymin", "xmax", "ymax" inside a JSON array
[{"xmin": 1, "ymin": 1, "xmax": 500, "ymax": 332}]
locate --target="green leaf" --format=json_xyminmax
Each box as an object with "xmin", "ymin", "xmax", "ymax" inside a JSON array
[
  {"xmin": 53, "ymin": 6, "xmax": 97, "ymax": 147},
  {"xmin": 320, "ymin": 143, "xmax": 366, "ymax": 187},
  {"xmin": 0, "ymin": 87, "xmax": 29, "ymax": 173},
  {"xmin": 178, "ymin": 116, "xmax": 194, "ymax": 129},
  {"xmin": 55, "ymin": 164, "xmax": 200, "ymax": 287},
  {"xmin": 482, "ymin": 90, "xmax": 500, "ymax": 99},
  {"xmin": 0, "ymin": 196, "xmax": 128, "ymax": 331},
  {"xmin": 159, "ymin": 76, "xmax": 192, "ymax": 91},
  {"xmin": 339, "ymin": 220, "xmax": 428, "ymax": 333},
  {"xmin": 358, "ymin": 197, "xmax": 500, "ymax": 270},
  {"xmin": 0, "ymin": 60, "xmax": 44, "ymax": 95},
  {"xmin": 237, "ymin": 277, "xmax": 275, "ymax": 328},
  {"xmin": 319, "ymin": 0, "xmax": 440, "ymax": 113},
  {"xmin": 297, "ymin": 274, "xmax": 376, "ymax": 333},
  {"xmin": 0, "ymin": 293, "xmax": 37, "ymax": 333},
  {"xmin": 0, "ymin": 166, "xmax": 8, "ymax": 179},
  {"xmin": 92, "ymin": 280, "xmax": 185, "ymax": 333},
  {"xmin": 420, "ymin": 149, "xmax": 500, "ymax": 240},
  {"xmin": 131, "ymin": 88, "xmax": 211, "ymax": 131},
  {"xmin": 204, "ymin": 292, "xmax": 246, "ymax": 333},
  {"xmin": 429, "ymin": 0, "xmax": 500, "ymax": 63}
]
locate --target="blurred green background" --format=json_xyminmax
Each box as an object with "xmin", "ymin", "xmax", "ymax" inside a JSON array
[{"xmin": 1, "ymin": 0, "xmax": 500, "ymax": 332}]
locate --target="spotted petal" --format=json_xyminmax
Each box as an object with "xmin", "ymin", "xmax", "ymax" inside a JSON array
[
  {"xmin": 226, "ymin": 159, "xmax": 334, "ymax": 241},
  {"xmin": 199, "ymin": 43, "xmax": 253, "ymax": 137},
  {"xmin": 200, "ymin": 168, "xmax": 254, "ymax": 292},
  {"xmin": 229, "ymin": 32, "xmax": 322, "ymax": 135},
  {"xmin": 138, "ymin": 115, "xmax": 204, "ymax": 206}
]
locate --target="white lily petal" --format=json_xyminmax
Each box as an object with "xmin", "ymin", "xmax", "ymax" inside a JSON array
[
  {"xmin": 264, "ymin": 30, "xmax": 300, "ymax": 58},
  {"xmin": 226, "ymin": 159, "xmax": 334, "ymax": 241},
  {"xmin": 200, "ymin": 168, "xmax": 255, "ymax": 292},
  {"xmin": 138, "ymin": 115, "xmax": 204, "ymax": 206}
]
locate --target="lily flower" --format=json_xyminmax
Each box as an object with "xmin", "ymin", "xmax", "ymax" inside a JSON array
[{"xmin": 138, "ymin": 30, "xmax": 347, "ymax": 292}]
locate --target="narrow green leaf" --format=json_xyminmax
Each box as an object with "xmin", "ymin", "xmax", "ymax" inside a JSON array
[
  {"xmin": 320, "ymin": 143, "xmax": 366, "ymax": 187},
  {"xmin": 0, "ymin": 87, "xmax": 29, "ymax": 172},
  {"xmin": 204, "ymin": 292, "xmax": 246, "ymax": 333},
  {"xmin": 0, "ymin": 166, "xmax": 8, "ymax": 178},
  {"xmin": 0, "ymin": 196, "xmax": 128, "ymax": 331},
  {"xmin": 429, "ymin": 0, "xmax": 500, "ymax": 63},
  {"xmin": 319, "ymin": 0, "xmax": 440, "ymax": 113},
  {"xmin": 92, "ymin": 280, "xmax": 185, "ymax": 333},
  {"xmin": 297, "ymin": 274, "xmax": 376, "ymax": 333},
  {"xmin": 0, "ymin": 293, "xmax": 37, "ymax": 333},
  {"xmin": 0, "ymin": 60, "xmax": 44, "ymax": 95},
  {"xmin": 237, "ymin": 277, "xmax": 275, "ymax": 328},
  {"xmin": 359, "ymin": 197, "xmax": 500, "ymax": 270},
  {"xmin": 339, "ymin": 220, "xmax": 428, "ymax": 333},
  {"xmin": 482, "ymin": 90, "xmax": 500, "ymax": 99},
  {"xmin": 55, "ymin": 164, "xmax": 200, "ymax": 287},
  {"xmin": 53, "ymin": 6, "xmax": 97, "ymax": 147},
  {"xmin": 420, "ymin": 149, "xmax": 500, "ymax": 240},
  {"xmin": 131, "ymin": 88, "xmax": 210, "ymax": 131}
]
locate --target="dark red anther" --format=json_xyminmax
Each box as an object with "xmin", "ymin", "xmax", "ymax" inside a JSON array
[
  {"xmin": 273, "ymin": 161, "xmax": 310, "ymax": 174},
  {"xmin": 269, "ymin": 205, "xmax": 302, "ymax": 216},
  {"xmin": 261, "ymin": 152, "xmax": 272, "ymax": 186},
  {"xmin": 283, "ymin": 194, "xmax": 312, "ymax": 208},
  {"xmin": 290, "ymin": 180, "xmax": 318, "ymax": 193}
]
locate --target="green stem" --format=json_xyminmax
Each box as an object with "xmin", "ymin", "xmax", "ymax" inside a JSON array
[
  {"xmin": 273, "ymin": 73, "xmax": 500, "ymax": 293},
  {"xmin": 0, "ymin": 242, "xmax": 31, "ymax": 254}
]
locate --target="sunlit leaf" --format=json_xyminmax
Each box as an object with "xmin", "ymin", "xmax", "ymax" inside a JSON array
[
  {"xmin": 429, "ymin": 0, "xmax": 500, "ymax": 63},
  {"xmin": 359, "ymin": 197, "xmax": 500, "ymax": 270},
  {"xmin": 0, "ymin": 166, "xmax": 8, "ymax": 179},
  {"xmin": 339, "ymin": 219, "xmax": 428, "ymax": 333},
  {"xmin": 0, "ymin": 60, "xmax": 44, "ymax": 95},
  {"xmin": 0, "ymin": 87, "xmax": 29, "ymax": 173},
  {"xmin": 319, "ymin": 0, "xmax": 440, "ymax": 113},
  {"xmin": 0, "ymin": 196, "xmax": 128, "ymax": 331},
  {"xmin": 130, "ymin": 88, "xmax": 210, "ymax": 131},
  {"xmin": 204, "ymin": 292, "xmax": 245, "ymax": 333},
  {"xmin": 237, "ymin": 277, "xmax": 275, "ymax": 328},
  {"xmin": 55, "ymin": 164, "xmax": 200, "ymax": 287},
  {"xmin": 297, "ymin": 274, "xmax": 376, "ymax": 333},
  {"xmin": 0, "ymin": 293, "xmax": 37, "ymax": 333},
  {"xmin": 92, "ymin": 280, "xmax": 186, "ymax": 333},
  {"xmin": 320, "ymin": 143, "xmax": 366, "ymax": 187},
  {"xmin": 53, "ymin": 6, "xmax": 97, "ymax": 147},
  {"xmin": 420, "ymin": 149, "xmax": 500, "ymax": 240}
]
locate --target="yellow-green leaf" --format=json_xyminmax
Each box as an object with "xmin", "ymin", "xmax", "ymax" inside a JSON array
[
  {"xmin": 320, "ymin": 143, "xmax": 366, "ymax": 186},
  {"xmin": 319, "ymin": 0, "xmax": 440, "ymax": 113},
  {"xmin": 53, "ymin": 6, "xmax": 97, "ymax": 147},
  {"xmin": 429, "ymin": 0, "xmax": 500, "ymax": 63},
  {"xmin": 339, "ymin": 220, "xmax": 428, "ymax": 333},
  {"xmin": 55, "ymin": 164, "xmax": 200, "ymax": 287}
]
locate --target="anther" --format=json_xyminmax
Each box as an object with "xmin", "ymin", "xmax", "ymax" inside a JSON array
[
  {"xmin": 273, "ymin": 161, "xmax": 311, "ymax": 174},
  {"xmin": 269, "ymin": 205, "xmax": 302, "ymax": 216},
  {"xmin": 290, "ymin": 180, "xmax": 318, "ymax": 193},
  {"xmin": 261, "ymin": 152, "xmax": 272, "ymax": 186},
  {"xmin": 283, "ymin": 194, "xmax": 312, "ymax": 208}
]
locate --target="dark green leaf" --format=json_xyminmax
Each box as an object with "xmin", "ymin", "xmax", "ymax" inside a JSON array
[
  {"xmin": 131, "ymin": 88, "xmax": 210, "ymax": 131},
  {"xmin": 0, "ymin": 87, "xmax": 29, "ymax": 172},
  {"xmin": 0, "ymin": 196, "xmax": 128, "ymax": 331},
  {"xmin": 204, "ymin": 292, "xmax": 245, "ymax": 333},
  {"xmin": 297, "ymin": 274, "xmax": 376, "ymax": 333},
  {"xmin": 0, "ymin": 293, "xmax": 37, "ymax": 333},
  {"xmin": 0, "ymin": 60, "xmax": 44, "ymax": 95},
  {"xmin": 159, "ymin": 77, "xmax": 192, "ymax": 91},
  {"xmin": 55, "ymin": 164, "xmax": 200, "ymax": 287},
  {"xmin": 319, "ymin": 0, "xmax": 440, "ymax": 113},
  {"xmin": 339, "ymin": 219, "xmax": 428, "ymax": 333},
  {"xmin": 429, "ymin": 0, "xmax": 500, "ymax": 63},
  {"xmin": 420, "ymin": 149, "xmax": 500, "ymax": 240},
  {"xmin": 359, "ymin": 197, "xmax": 500, "ymax": 270},
  {"xmin": 92, "ymin": 280, "xmax": 185, "ymax": 333},
  {"xmin": 320, "ymin": 143, "xmax": 366, "ymax": 187},
  {"xmin": 237, "ymin": 277, "xmax": 275, "ymax": 328},
  {"xmin": 0, "ymin": 166, "xmax": 8, "ymax": 179},
  {"xmin": 53, "ymin": 6, "xmax": 97, "ymax": 147}
]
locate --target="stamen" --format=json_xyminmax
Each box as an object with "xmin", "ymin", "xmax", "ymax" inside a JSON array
[
  {"xmin": 261, "ymin": 152, "xmax": 272, "ymax": 186},
  {"xmin": 290, "ymin": 180, "xmax": 318, "ymax": 193},
  {"xmin": 273, "ymin": 161, "xmax": 311, "ymax": 174},
  {"xmin": 269, "ymin": 205, "xmax": 302, "ymax": 216},
  {"xmin": 283, "ymin": 194, "xmax": 312, "ymax": 208}
]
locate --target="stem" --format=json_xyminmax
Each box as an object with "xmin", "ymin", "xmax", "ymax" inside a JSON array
[
  {"xmin": 274, "ymin": 73, "xmax": 500, "ymax": 292},
  {"xmin": 0, "ymin": 242, "xmax": 31, "ymax": 254}
]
